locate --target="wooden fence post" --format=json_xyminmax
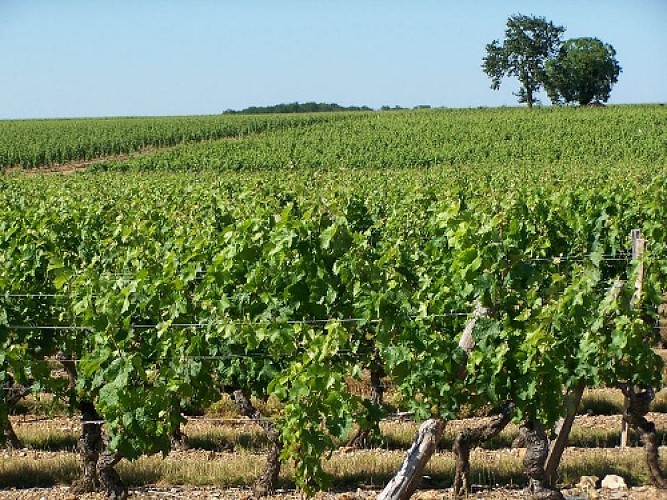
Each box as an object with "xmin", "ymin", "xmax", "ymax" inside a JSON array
[{"xmin": 620, "ymin": 228, "xmax": 645, "ymax": 448}]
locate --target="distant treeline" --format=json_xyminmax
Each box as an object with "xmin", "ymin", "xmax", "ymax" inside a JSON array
[{"xmin": 223, "ymin": 102, "xmax": 373, "ymax": 114}]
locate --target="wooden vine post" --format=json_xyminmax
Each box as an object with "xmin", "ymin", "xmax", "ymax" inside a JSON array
[
  {"xmin": 544, "ymin": 380, "xmax": 585, "ymax": 484},
  {"xmin": 544, "ymin": 276, "xmax": 624, "ymax": 483},
  {"xmin": 546, "ymin": 231, "xmax": 645, "ymax": 481},
  {"xmin": 611, "ymin": 230, "xmax": 667, "ymax": 488},
  {"xmin": 620, "ymin": 228, "xmax": 645, "ymax": 448}
]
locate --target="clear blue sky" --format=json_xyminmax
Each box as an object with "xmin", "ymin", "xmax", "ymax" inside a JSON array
[{"xmin": 1, "ymin": 0, "xmax": 665, "ymax": 119}]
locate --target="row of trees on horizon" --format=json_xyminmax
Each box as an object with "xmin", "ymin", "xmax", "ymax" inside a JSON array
[{"xmin": 225, "ymin": 14, "xmax": 623, "ymax": 115}]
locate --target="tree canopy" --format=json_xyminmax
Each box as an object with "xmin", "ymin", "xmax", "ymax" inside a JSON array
[
  {"xmin": 223, "ymin": 102, "xmax": 372, "ymax": 114},
  {"xmin": 482, "ymin": 14, "xmax": 565, "ymax": 108},
  {"xmin": 545, "ymin": 37, "xmax": 622, "ymax": 106}
]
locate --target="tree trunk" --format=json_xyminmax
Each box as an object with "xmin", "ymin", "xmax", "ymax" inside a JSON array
[
  {"xmin": 97, "ymin": 448, "xmax": 127, "ymax": 500},
  {"xmin": 619, "ymin": 384, "xmax": 667, "ymax": 488},
  {"xmin": 377, "ymin": 418, "xmax": 446, "ymax": 500},
  {"xmin": 526, "ymin": 85, "xmax": 534, "ymax": 109},
  {"xmin": 453, "ymin": 402, "xmax": 514, "ymax": 498},
  {"xmin": 232, "ymin": 390, "xmax": 281, "ymax": 496},
  {"xmin": 71, "ymin": 401, "xmax": 103, "ymax": 493},
  {"xmin": 521, "ymin": 420, "xmax": 564, "ymax": 499}
]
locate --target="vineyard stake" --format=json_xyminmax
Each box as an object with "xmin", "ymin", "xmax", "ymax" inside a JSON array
[
  {"xmin": 620, "ymin": 228, "xmax": 645, "ymax": 448},
  {"xmin": 544, "ymin": 379, "xmax": 585, "ymax": 484}
]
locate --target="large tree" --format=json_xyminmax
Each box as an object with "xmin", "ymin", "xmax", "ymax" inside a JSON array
[
  {"xmin": 545, "ymin": 37, "xmax": 621, "ymax": 106},
  {"xmin": 483, "ymin": 14, "xmax": 565, "ymax": 108}
]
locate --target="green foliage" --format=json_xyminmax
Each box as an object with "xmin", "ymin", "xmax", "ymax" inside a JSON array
[
  {"xmin": 483, "ymin": 14, "xmax": 565, "ymax": 107},
  {"xmin": 0, "ymin": 113, "xmax": 338, "ymax": 170},
  {"xmin": 2, "ymin": 106, "xmax": 667, "ymax": 492},
  {"xmin": 90, "ymin": 106, "xmax": 667, "ymax": 173},
  {"xmin": 545, "ymin": 37, "xmax": 622, "ymax": 105}
]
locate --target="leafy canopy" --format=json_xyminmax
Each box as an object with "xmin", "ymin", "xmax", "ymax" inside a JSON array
[
  {"xmin": 483, "ymin": 14, "xmax": 565, "ymax": 108},
  {"xmin": 545, "ymin": 37, "xmax": 622, "ymax": 106}
]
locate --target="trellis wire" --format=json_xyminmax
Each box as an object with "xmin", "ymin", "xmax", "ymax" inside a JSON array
[
  {"xmin": 1, "ymin": 254, "xmax": 639, "ymax": 296},
  {"xmin": 5, "ymin": 280, "xmax": 629, "ymax": 300},
  {"xmin": 5, "ymin": 310, "xmax": 471, "ymax": 332}
]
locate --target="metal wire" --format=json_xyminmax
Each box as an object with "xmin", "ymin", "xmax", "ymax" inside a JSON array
[
  {"xmin": 9, "ymin": 306, "xmax": 661, "ymax": 333},
  {"xmin": 2, "ymin": 255, "xmax": 640, "ymax": 298},
  {"xmin": 5, "ymin": 310, "xmax": 472, "ymax": 332},
  {"xmin": 0, "ymin": 348, "xmax": 399, "ymax": 366},
  {"xmin": 6, "ymin": 284, "xmax": 628, "ymax": 299},
  {"xmin": 70, "ymin": 412, "xmax": 417, "ymax": 426},
  {"xmin": 7, "ymin": 325, "xmax": 89, "ymax": 331},
  {"xmin": 4, "ymin": 294, "xmax": 64, "ymax": 298}
]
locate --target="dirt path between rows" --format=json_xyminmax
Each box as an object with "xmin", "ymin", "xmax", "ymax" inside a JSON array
[
  {"xmin": 2, "ymin": 133, "xmax": 252, "ymax": 176},
  {"xmin": 2, "ymin": 145, "xmax": 170, "ymax": 175},
  {"xmin": 0, "ymin": 485, "xmax": 664, "ymax": 499},
  {"xmin": 10, "ymin": 411, "xmax": 667, "ymax": 437},
  {"xmin": 5, "ymin": 155, "xmax": 127, "ymax": 175}
]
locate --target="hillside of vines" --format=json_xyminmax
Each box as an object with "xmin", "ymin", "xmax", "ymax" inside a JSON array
[
  {"xmin": 2, "ymin": 105, "xmax": 667, "ymax": 499},
  {"xmin": 0, "ymin": 113, "xmax": 339, "ymax": 170}
]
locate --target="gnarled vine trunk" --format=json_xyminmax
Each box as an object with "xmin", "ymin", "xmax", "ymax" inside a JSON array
[
  {"xmin": 72, "ymin": 400, "xmax": 103, "ymax": 493},
  {"xmin": 1, "ymin": 376, "xmax": 29, "ymax": 449},
  {"xmin": 97, "ymin": 447, "xmax": 127, "ymax": 500},
  {"xmin": 232, "ymin": 390, "xmax": 281, "ymax": 496},
  {"xmin": 619, "ymin": 383, "xmax": 667, "ymax": 488},
  {"xmin": 63, "ymin": 364, "xmax": 120, "ymax": 498},
  {"xmin": 1, "ymin": 415, "xmax": 21, "ymax": 450},
  {"xmin": 453, "ymin": 402, "xmax": 514, "ymax": 498},
  {"xmin": 171, "ymin": 422, "xmax": 190, "ymax": 451},
  {"xmin": 521, "ymin": 420, "xmax": 564, "ymax": 500},
  {"xmin": 57, "ymin": 352, "xmax": 104, "ymax": 493},
  {"xmin": 348, "ymin": 353, "xmax": 385, "ymax": 448}
]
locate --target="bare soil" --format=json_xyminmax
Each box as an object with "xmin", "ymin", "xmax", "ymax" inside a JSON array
[
  {"xmin": 1, "ymin": 142, "xmax": 185, "ymax": 175},
  {"xmin": 10, "ymin": 411, "xmax": 667, "ymax": 441},
  {"xmin": 3, "ymin": 153, "xmax": 133, "ymax": 175},
  {"xmin": 0, "ymin": 485, "xmax": 665, "ymax": 499}
]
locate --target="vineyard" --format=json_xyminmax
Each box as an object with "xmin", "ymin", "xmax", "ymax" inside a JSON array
[
  {"xmin": 2, "ymin": 105, "xmax": 667, "ymax": 499},
  {"xmin": 0, "ymin": 114, "xmax": 338, "ymax": 170}
]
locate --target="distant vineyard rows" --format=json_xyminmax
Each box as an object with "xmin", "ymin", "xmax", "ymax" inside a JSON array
[
  {"xmin": 0, "ymin": 113, "xmax": 338, "ymax": 169},
  {"xmin": 86, "ymin": 106, "xmax": 667, "ymax": 173}
]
